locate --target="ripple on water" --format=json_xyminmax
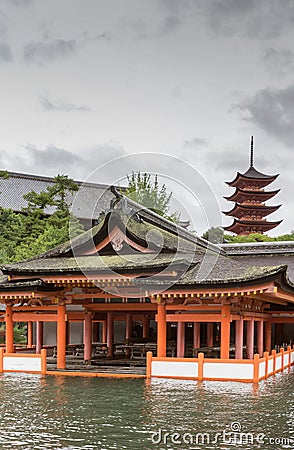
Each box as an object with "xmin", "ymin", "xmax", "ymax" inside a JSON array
[{"xmin": 0, "ymin": 370, "xmax": 294, "ymax": 449}]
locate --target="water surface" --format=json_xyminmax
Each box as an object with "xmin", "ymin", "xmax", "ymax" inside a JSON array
[{"xmin": 0, "ymin": 369, "xmax": 293, "ymax": 449}]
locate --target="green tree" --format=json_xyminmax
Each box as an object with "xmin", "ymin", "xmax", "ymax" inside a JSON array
[
  {"xmin": 125, "ymin": 171, "xmax": 180, "ymax": 222},
  {"xmin": 0, "ymin": 174, "xmax": 83, "ymax": 264},
  {"xmin": 202, "ymin": 226, "xmax": 224, "ymax": 244}
]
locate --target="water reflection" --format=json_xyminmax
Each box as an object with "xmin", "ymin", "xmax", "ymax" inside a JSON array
[{"xmin": 0, "ymin": 370, "xmax": 293, "ymax": 448}]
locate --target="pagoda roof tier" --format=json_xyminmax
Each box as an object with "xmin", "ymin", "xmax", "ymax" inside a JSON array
[
  {"xmin": 224, "ymin": 219, "xmax": 282, "ymax": 235},
  {"xmin": 224, "ymin": 187, "xmax": 281, "ymax": 203},
  {"xmin": 223, "ymin": 203, "xmax": 281, "ymax": 219},
  {"xmin": 226, "ymin": 167, "xmax": 279, "ymax": 189}
]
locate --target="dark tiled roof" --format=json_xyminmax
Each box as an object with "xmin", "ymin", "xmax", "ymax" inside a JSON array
[
  {"xmin": 243, "ymin": 167, "xmax": 278, "ymax": 179},
  {"xmin": 0, "ymin": 171, "xmax": 114, "ymax": 220},
  {"xmin": 132, "ymin": 251, "xmax": 287, "ymax": 287},
  {"xmin": 221, "ymin": 242, "xmax": 294, "ymax": 284},
  {"xmin": 1, "ymin": 253, "xmax": 197, "ymax": 274}
]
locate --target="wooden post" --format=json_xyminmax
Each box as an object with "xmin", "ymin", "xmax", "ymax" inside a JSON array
[
  {"xmin": 264, "ymin": 351, "xmax": 269, "ymax": 379},
  {"xmin": 36, "ymin": 321, "xmax": 43, "ymax": 354},
  {"xmin": 246, "ymin": 317, "xmax": 254, "ymax": 360},
  {"xmin": 84, "ymin": 312, "xmax": 92, "ymax": 363},
  {"xmin": 143, "ymin": 315, "xmax": 150, "ymax": 339},
  {"xmin": 57, "ymin": 305, "xmax": 66, "ymax": 369},
  {"xmin": 220, "ymin": 305, "xmax": 231, "ymax": 359},
  {"xmin": 107, "ymin": 312, "xmax": 114, "ymax": 357},
  {"xmin": 41, "ymin": 348, "xmax": 47, "ymax": 375},
  {"xmin": 193, "ymin": 323, "xmax": 201, "ymax": 350},
  {"xmin": 265, "ymin": 321, "xmax": 272, "ymax": 353},
  {"xmin": 126, "ymin": 313, "xmax": 132, "ymax": 342},
  {"xmin": 280, "ymin": 347, "xmax": 284, "ymax": 371},
  {"xmin": 146, "ymin": 351, "xmax": 152, "ymax": 378},
  {"xmin": 207, "ymin": 323, "xmax": 214, "ymax": 347},
  {"xmin": 177, "ymin": 322, "xmax": 185, "ymax": 358},
  {"xmin": 253, "ymin": 353, "xmax": 260, "ymax": 383},
  {"xmin": 198, "ymin": 352, "xmax": 204, "ymax": 381},
  {"xmin": 272, "ymin": 349, "xmax": 276, "ymax": 373},
  {"xmin": 0, "ymin": 347, "xmax": 4, "ymax": 373},
  {"xmin": 157, "ymin": 304, "xmax": 166, "ymax": 357},
  {"xmin": 27, "ymin": 321, "xmax": 33, "ymax": 348},
  {"xmin": 287, "ymin": 345, "xmax": 291, "ymax": 368},
  {"xmin": 235, "ymin": 317, "xmax": 244, "ymax": 359},
  {"xmin": 257, "ymin": 319, "xmax": 264, "ymax": 356},
  {"xmin": 5, "ymin": 305, "xmax": 14, "ymax": 353},
  {"xmin": 102, "ymin": 320, "xmax": 107, "ymax": 343}
]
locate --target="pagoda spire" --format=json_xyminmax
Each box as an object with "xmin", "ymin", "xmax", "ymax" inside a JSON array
[
  {"xmin": 223, "ymin": 138, "xmax": 282, "ymax": 235},
  {"xmin": 250, "ymin": 135, "xmax": 254, "ymax": 168}
]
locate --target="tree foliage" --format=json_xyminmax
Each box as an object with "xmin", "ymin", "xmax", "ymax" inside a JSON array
[
  {"xmin": 202, "ymin": 227, "xmax": 294, "ymax": 243},
  {"xmin": 0, "ymin": 174, "xmax": 83, "ymax": 264},
  {"xmin": 125, "ymin": 171, "xmax": 180, "ymax": 222}
]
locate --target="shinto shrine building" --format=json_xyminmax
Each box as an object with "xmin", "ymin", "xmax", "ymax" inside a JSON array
[{"xmin": 0, "ymin": 189, "xmax": 294, "ymax": 382}]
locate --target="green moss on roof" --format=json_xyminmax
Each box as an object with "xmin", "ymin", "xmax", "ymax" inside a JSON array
[{"xmin": 2, "ymin": 253, "xmax": 197, "ymax": 273}]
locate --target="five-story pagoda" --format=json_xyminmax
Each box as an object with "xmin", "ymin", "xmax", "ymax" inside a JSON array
[{"xmin": 223, "ymin": 137, "xmax": 282, "ymax": 235}]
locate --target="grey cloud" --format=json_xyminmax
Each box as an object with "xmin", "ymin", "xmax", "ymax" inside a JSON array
[
  {"xmin": 197, "ymin": 0, "xmax": 294, "ymax": 39},
  {"xmin": 81, "ymin": 31, "xmax": 111, "ymax": 45},
  {"xmin": 184, "ymin": 137, "xmax": 208, "ymax": 147},
  {"xmin": 1, "ymin": 0, "xmax": 33, "ymax": 6},
  {"xmin": 262, "ymin": 48, "xmax": 294, "ymax": 77},
  {"xmin": 0, "ymin": 42, "xmax": 12, "ymax": 61},
  {"xmin": 235, "ymin": 85, "xmax": 294, "ymax": 147},
  {"xmin": 40, "ymin": 96, "xmax": 92, "ymax": 113},
  {"xmin": 23, "ymin": 39, "xmax": 76, "ymax": 65},
  {"xmin": 19, "ymin": 143, "xmax": 126, "ymax": 180}
]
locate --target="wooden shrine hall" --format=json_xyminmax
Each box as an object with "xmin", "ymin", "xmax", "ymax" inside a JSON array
[{"xmin": 0, "ymin": 191, "xmax": 294, "ymax": 375}]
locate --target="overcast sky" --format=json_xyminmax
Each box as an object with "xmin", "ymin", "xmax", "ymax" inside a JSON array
[{"xmin": 0, "ymin": 0, "xmax": 293, "ymax": 235}]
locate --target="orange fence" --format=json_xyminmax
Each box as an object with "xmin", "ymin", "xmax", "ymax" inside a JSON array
[
  {"xmin": 146, "ymin": 345, "xmax": 294, "ymax": 383},
  {"xmin": 0, "ymin": 348, "xmax": 47, "ymax": 374}
]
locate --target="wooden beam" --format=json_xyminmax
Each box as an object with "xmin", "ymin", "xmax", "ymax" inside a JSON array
[
  {"xmin": 13, "ymin": 313, "xmax": 58, "ymax": 322},
  {"xmin": 162, "ymin": 313, "xmax": 223, "ymax": 323},
  {"xmin": 87, "ymin": 304, "xmax": 157, "ymax": 311}
]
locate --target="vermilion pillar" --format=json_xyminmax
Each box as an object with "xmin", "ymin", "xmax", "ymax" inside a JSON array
[
  {"xmin": 36, "ymin": 321, "xmax": 43, "ymax": 354},
  {"xmin": 5, "ymin": 305, "xmax": 14, "ymax": 353},
  {"xmin": 107, "ymin": 312, "xmax": 114, "ymax": 357},
  {"xmin": 265, "ymin": 321, "xmax": 272, "ymax": 352},
  {"xmin": 143, "ymin": 315, "xmax": 150, "ymax": 339},
  {"xmin": 84, "ymin": 312, "xmax": 92, "ymax": 363},
  {"xmin": 57, "ymin": 305, "xmax": 66, "ymax": 369},
  {"xmin": 102, "ymin": 320, "xmax": 107, "ymax": 343},
  {"xmin": 177, "ymin": 322, "xmax": 185, "ymax": 358},
  {"xmin": 157, "ymin": 304, "xmax": 166, "ymax": 357},
  {"xmin": 193, "ymin": 323, "xmax": 201, "ymax": 349},
  {"xmin": 220, "ymin": 305, "xmax": 231, "ymax": 359},
  {"xmin": 235, "ymin": 317, "xmax": 244, "ymax": 359},
  {"xmin": 257, "ymin": 319, "xmax": 264, "ymax": 356},
  {"xmin": 207, "ymin": 323, "xmax": 214, "ymax": 347},
  {"xmin": 27, "ymin": 321, "xmax": 33, "ymax": 348},
  {"xmin": 126, "ymin": 313, "xmax": 132, "ymax": 342},
  {"xmin": 246, "ymin": 317, "xmax": 254, "ymax": 360}
]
